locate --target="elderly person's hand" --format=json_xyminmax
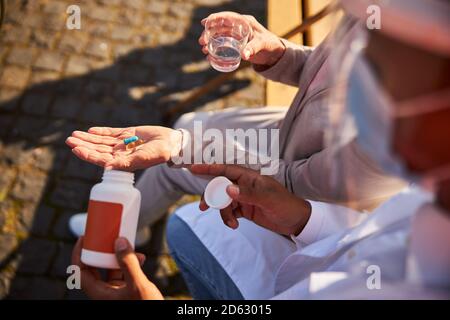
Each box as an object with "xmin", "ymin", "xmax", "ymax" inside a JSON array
[
  {"xmin": 190, "ymin": 164, "xmax": 311, "ymax": 236},
  {"xmin": 65, "ymin": 126, "xmax": 182, "ymax": 172},
  {"xmin": 199, "ymin": 11, "xmax": 286, "ymax": 68},
  {"xmin": 72, "ymin": 237, "xmax": 164, "ymax": 300}
]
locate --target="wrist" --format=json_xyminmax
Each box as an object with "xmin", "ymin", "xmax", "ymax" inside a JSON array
[
  {"xmin": 168, "ymin": 129, "xmax": 183, "ymax": 161},
  {"xmin": 291, "ymin": 200, "xmax": 312, "ymax": 236},
  {"xmin": 269, "ymin": 38, "xmax": 286, "ymax": 66},
  {"xmin": 253, "ymin": 37, "xmax": 286, "ymax": 72}
]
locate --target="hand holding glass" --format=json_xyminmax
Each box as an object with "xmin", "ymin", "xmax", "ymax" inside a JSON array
[{"xmin": 205, "ymin": 14, "xmax": 251, "ymax": 72}]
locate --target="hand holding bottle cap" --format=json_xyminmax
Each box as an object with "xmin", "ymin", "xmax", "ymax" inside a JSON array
[{"xmin": 204, "ymin": 176, "xmax": 233, "ymax": 209}]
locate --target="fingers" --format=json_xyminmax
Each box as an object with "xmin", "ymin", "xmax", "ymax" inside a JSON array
[
  {"xmin": 71, "ymin": 237, "xmax": 84, "ymax": 267},
  {"xmin": 242, "ymin": 38, "xmax": 264, "ymax": 61},
  {"xmin": 72, "ymin": 146, "xmax": 114, "ymax": 167},
  {"xmin": 66, "ymin": 137, "xmax": 114, "ymax": 153},
  {"xmin": 114, "ymin": 238, "xmax": 148, "ymax": 289},
  {"xmin": 88, "ymin": 127, "xmax": 131, "ymax": 138},
  {"xmin": 226, "ymin": 183, "xmax": 264, "ymax": 206},
  {"xmin": 71, "ymin": 237, "xmax": 102, "ymax": 281},
  {"xmin": 71, "ymin": 130, "xmax": 120, "ymax": 146},
  {"xmin": 136, "ymin": 253, "xmax": 146, "ymax": 266},
  {"xmin": 220, "ymin": 205, "xmax": 239, "ymax": 229},
  {"xmin": 199, "ymin": 193, "xmax": 209, "ymax": 211},
  {"xmin": 190, "ymin": 164, "xmax": 255, "ymax": 181},
  {"xmin": 198, "ymin": 31, "xmax": 207, "ymax": 46},
  {"xmin": 107, "ymin": 253, "xmax": 145, "ymax": 282}
]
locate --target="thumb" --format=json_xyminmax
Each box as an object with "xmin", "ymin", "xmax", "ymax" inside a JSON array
[
  {"xmin": 242, "ymin": 39, "xmax": 263, "ymax": 60},
  {"xmin": 115, "ymin": 238, "xmax": 147, "ymax": 287}
]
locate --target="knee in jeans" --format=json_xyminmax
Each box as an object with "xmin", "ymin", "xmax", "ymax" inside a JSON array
[
  {"xmin": 166, "ymin": 213, "xmax": 191, "ymax": 253},
  {"xmin": 173, "ymin": 112, "xmax": 197, "ymax": 130}
]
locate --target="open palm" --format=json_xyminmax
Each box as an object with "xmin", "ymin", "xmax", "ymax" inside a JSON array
[{"xmin": 66, "ymin": 126, "xmax": 180, "ymax": 171}]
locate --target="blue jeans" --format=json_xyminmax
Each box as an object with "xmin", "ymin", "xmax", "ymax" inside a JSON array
[{"xmin": 166, "ymin": 213, "xmax": 244, "ymax": 300}]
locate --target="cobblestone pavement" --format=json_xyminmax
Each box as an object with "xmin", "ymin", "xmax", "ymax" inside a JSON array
[{"xmin": 0, "ymin": 0, "xmax": 266, "ymax": 299}]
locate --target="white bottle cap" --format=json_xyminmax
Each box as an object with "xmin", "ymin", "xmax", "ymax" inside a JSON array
[{"xmin": 204, "ymin": 176, "xmax": 233, "ymax": 209}]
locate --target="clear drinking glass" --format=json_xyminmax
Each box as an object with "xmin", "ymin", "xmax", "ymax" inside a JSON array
[{"xmin": 205, "ymin": 14, "xmax": 251, "ymax": 72}]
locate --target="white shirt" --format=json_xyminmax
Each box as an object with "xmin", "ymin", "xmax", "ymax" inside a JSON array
[{"xmin": 175, "ymin": 187, "xmax": 450, "ymax": 299}]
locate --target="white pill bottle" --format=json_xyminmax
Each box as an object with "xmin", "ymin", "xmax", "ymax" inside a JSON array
[{"xmin": 81, "ymin": 170, "xmax": 141, "ymax": 269}]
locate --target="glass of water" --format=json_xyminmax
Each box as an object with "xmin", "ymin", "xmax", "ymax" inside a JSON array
[{"xmin": 205, "ymin": 13, "xmax": 251, "ymax": 72}]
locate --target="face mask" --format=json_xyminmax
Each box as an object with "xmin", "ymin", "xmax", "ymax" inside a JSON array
[{"xmin": 346, "ymin": 52, "xmax": 450, "ymax": 187}]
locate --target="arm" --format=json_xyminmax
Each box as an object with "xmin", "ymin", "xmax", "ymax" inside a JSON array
[
  {"xmin": 199, "ymin": 12, "xmax": 312, "ymax": 87},
  {"xmin": 273, "ymin": 140, "xmax": 407, "ymax": 212},
  {"xmin": 255, "ymin": 39, "xmax": 314, "ymax": 87}
]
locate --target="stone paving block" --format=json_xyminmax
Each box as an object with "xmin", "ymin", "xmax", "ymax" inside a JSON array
[
  {"xmin": 80, "ymin": 102, "xmax": 111, "ymax": 125},
  {"xmin": 117, "ymin": 9, "xmax": 144, "ymax": 27},
  {"xmin": 29, "ymin": 71, "xmax": 60, "ymax": 86},
  {"xmin": 22, "ymin": 92, "xmax": 53, "ymax": 115},
  {"xmin": 34, "ymin": 51, "xmax": 65, "ymax": 72},
  {"xmin": 113, "ymin": 44, "xmax": 135, "ymax": 60},
  {"xmin": 13, "ymin": 116, "xmax": 52, "ymax": 141},
  {"xmin": 1, "ymin": 26, "xmax": 31, "ymax": 45},
  {"xmin": 51, "ymin": 242, "xmax": 75, "ymax": 278},
  {"xmin": 50, "ymin": 180, "xmax": 91, "ymax": 210},
  {"xmin": 6, "ymin": 47, "xmax": 36, "ymax": 67},
  {"xmin": 42, "ymin": 13, "xmax": 66, "ymax": 31},
  {"xmin": 0, "ymin": 164, "xmax": 16, "ymax": 202},
  {"xmin": 64, "ymin": 155, "xmax": 103, "ymax": 181},
  {"xmin": 65, "ymin": 55, "xmax": 92, "ymax": 76},
  {"xmin": 91, "ymin": 64, "xmax": 121, "ymax": 82},
  {"xmin": 51, "ymin": 96, "xmax": 81, "ymax": 119},
  {"xmin": 17, "ymin": 238, "xmax": 58, "ymax": 275},
  {"xmin": 50, "ymin": 149, "xmax": 71, "ymax": 173},
  {"xmin": 8, "ymin": 276, "xmax": 66, "ymax": 299},
  {"xmin": 56, "ymin": 77, "xmax": 86, "ymax": 95},
  {"xmin": 85, "ymin": 5, "xmax": 118, "ymax": 23},
  {"xmin": 30, "ymin": 29, "xmax": 56, "ymax": 49},
  {"xmin": 84, "ymin": 20, "xmax": 111, "ymax": 38},
  {"xmin": 168, "ymin": 2, "xmax": 194, "ymax": 18},
  {"xmin": 147, "ymin": 1, "xmax": 168, "ymax": 15},
  {"xmin": 84, "ymin": 79, "xmax": 113, "ymax": 99},
  {"xmin": 58, "ymin": 33, "xmax": 89, "ymax": 54},
  {"xmin": 85, "ymin": 39, "xmax": 111, "ymax": 60},
  {"xmin": 0, "ymin": 46, "xmax": 8, "ymax": 60},
  {"xmin": 52, "ymin": 211, "xmax": 78, "ymax": 241},
  {"xmin": 43, "ymin": 1, "xmax": 68, "ymax": 14},
  {"xmin": 126, "ymin": 0, "xmax": 147, "ymax": 10},
  {"xmin": 0, "ymin": 257, "xmax": 20, "ymax": 299},
  {"xmin": 110, "ymin": 106, "xmax": 143, "ymax": 126},
  {"xmin": 0, "ymin": 234, "xmax": 18, "ymax": 266},
  {"xmin": 0, "ymin": 66, "xmax": 31, "ymax": 89},
  {"xmin": 0, "ymin": 142, "xmax": 34, "ymax": 166},
  {"xmin": 32, "ymin": 146, "xmax": 57, "ymax": 172},
  {"xmin": 0, "ymin": 88, "xmax": 21, "ymax": 112},
  {"xmin": 12, "ymin": 117, "xmax": 66, "ymax": 147},
  {"xmin": 121, "ymin": 63, "xmax": 153, "ymax": 85},
  {"xmin": 28, "ymin": 205, "xmax": 56, "ymax": 237},
  {"xmin": 111, "ymin": 25, "xmax": 135, "ymax": 42},
  {"xmin": 11, "ymin": 169, "xmax": 47, "ymax": 203},
  {"xmin": 23, "ymin": 13, "xmax": 44, "ymax": 29}
]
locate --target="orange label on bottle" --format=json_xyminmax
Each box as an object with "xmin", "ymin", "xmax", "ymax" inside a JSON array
[{"xmin": 83, "ymin": 200, "xmax": 123, "ymax": 254}]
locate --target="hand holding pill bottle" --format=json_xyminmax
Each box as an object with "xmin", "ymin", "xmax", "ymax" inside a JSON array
[{"xmin": 81, "ymin": 170, "xmax": 141, "ymax": 269}]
